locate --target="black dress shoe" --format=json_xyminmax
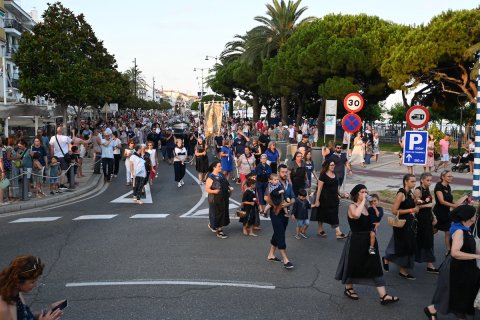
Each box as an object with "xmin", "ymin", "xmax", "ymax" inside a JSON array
[
  {"xmin": 427, "ymin": 267, "xmax": 439, "ymax": 274},
  {"xmin": 399, "ymin": 272, "xmax": 416, "ymax": 280}
]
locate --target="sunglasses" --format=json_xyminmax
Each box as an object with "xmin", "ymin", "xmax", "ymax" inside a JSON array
[{"xmin": 20, "ymin": 257, "xmax": 40, "ymax": 274}]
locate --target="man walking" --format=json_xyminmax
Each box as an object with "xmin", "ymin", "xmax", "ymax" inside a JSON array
[
  {"xmin": 97, "ymin": 128, "xmax": 114, "ymax": 182},
  {"xmin": 325, "ymin": 144, "xmax": 352, "ymax": 188},
  {"xmin": 49, "ymin": 126, "xmax": 72, "ymax": 188}
]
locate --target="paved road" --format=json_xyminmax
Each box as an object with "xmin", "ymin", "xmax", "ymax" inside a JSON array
[{"xmin": 0, "ymin": 159, "xmax": 463, "ymax": 319}]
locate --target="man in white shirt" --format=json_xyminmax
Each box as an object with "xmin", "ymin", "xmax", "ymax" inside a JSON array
[
  {"xmin": 130, "ymin": 145, "xmax": 146, "ymax": 204},
  {"xmin": 49, "ymin": 126, "xmax": 72, "ymax": 187}
]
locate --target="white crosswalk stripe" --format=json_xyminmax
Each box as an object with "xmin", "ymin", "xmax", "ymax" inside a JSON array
[
  {"xmin": 73, "ymin": 215, "xmax": 118, "ymax": 220},
  {"xmin": 130, "ymin": 214, "xmax": 169, "ymax": 219},
  {"xmin": 9, "ymin": 217, "xmax": 62, "ymax": 223}
]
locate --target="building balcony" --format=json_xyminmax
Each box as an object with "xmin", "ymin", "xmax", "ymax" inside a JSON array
[
  {"xmin": 4, "ymin": 18, "xmax": 25, "ymax": 36},
  {"xmin": 5, "ymin": 43, "xmax": 18, "ymax": 57}
]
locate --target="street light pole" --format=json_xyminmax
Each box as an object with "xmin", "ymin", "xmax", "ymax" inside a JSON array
[
  {"xmin": 133, "ymin": 58, "xmax": 137, "ymax": 98},
  {"xmin": 194, "ymin": 67, "xmax": 206, "ymax": 114},
  {"xmin": 152, "ymin": 76, "xmax": 155, "ymax": 102}
]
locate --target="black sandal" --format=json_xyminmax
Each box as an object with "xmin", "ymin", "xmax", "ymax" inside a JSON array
[
  {"xmin": 318, "ymin": 231, "xmax": 327, "ymax": 237},
  {"xmin": 344, "ymin": 288, "xmax": 359, "ymax": 300},
  {"xmin": 423, "ymin": 307, "xmax": 437, "ymax": 319},
  {"xmin": 380, "ymin": 294, "xmax": 399, "ymax": 305}
]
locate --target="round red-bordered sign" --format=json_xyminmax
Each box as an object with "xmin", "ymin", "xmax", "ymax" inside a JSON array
[
  {"xmin": 342, "ymin": 113, "xmax": 362, "ymax": 133},
  {"xmin": 406, "ymin": 105, "xmax": 430, "ymax": 129},
  {"xmin": 343, "ymin": 93, "xmax": 364, "ymax": 113}
]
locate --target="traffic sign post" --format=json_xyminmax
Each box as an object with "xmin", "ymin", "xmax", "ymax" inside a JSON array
[
  {"xmin": 406, "ymin": 105, "xmax": 430, "ymax": 129},
  {"xmin": 343, "ymin": 93, "xmax": 364, "ymax": 113},
  {"xmin": 402, "ymin": 131, "xmax": 428, "ymax": 166}
]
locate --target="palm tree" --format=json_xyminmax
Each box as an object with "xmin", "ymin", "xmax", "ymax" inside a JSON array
[
  {"xmin": 246, "ymin": 0, "xmax": 314, "ymax": 124},
  {"xmin": 123, "ymin": 66, "xmax": 147, "ymax": 97}
]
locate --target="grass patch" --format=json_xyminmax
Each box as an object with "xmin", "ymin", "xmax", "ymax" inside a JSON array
[{"xmin": 380, "ymin": 143, "xmax": 401, "ymax": 153}]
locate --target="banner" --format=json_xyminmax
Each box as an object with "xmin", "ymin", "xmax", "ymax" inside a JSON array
[
  {"xmin": 324, "ymin": 100, "xmax": 337, "ymax": 135},
  {"xmin": 204, "ymin": 102, "xmax": 223, "ymax": 137}
]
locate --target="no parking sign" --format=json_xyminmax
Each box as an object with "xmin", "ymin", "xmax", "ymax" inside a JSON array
[{"xmin": 341, "ymin": 113, "xmax": 362, "ymax": 133}]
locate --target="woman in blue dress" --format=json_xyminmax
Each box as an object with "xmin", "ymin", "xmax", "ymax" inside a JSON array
[{"xmin": 220, "ymin": 139, "xmax": 234, "ymax": 181}]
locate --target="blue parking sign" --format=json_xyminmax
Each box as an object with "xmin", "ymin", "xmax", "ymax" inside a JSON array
[{"xmin": 403, "ymin": 131, "xmax": 428, "ymax": 165}]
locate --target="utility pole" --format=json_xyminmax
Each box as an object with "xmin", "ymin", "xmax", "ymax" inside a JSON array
[
  {"xmin": 193, "ymin": 67, "xmax": 206, "ymax": 114},
  {"xmin": 152, "ymin": 77, "xmax": 155, "ymax": 102},
  {"xmin": 133, "ymin": 58, "xmax": 137, "ymax": 98}
]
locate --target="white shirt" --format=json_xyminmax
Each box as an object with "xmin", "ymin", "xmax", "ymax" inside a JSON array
[
  {"xmin": 131, "ymin": 154, "xmax": 146, "ymax": 177},
  {"xmin": 113, "ymin": 138, "xmax": 122, "ymax": 155},
  {"xmin": 101, "ymin": 138, "xmax": 114, "ymax": 158},
  {"xmin": 146, "ymin": 149, "xmax": 157, "ymax": 166},
  {"xmin": 288, "ymin": 127, "xmax": 295, "ymax": 138},
  {"xmin": 49, "ymin": 134, "xmax": 72, "ymax": 158},
  {"xmin": 174, "ymin": 147, "xmax": 187, "ymax": 162}
]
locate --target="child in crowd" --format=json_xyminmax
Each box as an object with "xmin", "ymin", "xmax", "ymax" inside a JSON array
[
  {"xmin": 291, "ymin": 189, "xmax": 311, "ymax": 239},
  {"xmin": 49, "ymin": 156, "xmax": 61, "ymax": 194},
  {"xmin": 264, "ymin": 173, "xmax": 289, "ymax": 215},
  {"xmin": 32, "ymin": 153, "xmax": 45, "ymax": 198},
  {"xmin": 367, "ymin": 194, "xmax": 384, "ymax": 254},
  {"xmin": 240, "ymin": 179, "xmax": 258, "ymax": 237}
]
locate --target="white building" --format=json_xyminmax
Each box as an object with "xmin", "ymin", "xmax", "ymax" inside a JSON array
[{"xmin": 0, "ymin": 0, "xmax": 35, "ymax": 102}]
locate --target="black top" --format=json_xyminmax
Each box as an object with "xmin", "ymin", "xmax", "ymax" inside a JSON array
[
  {"xmin": 433, "ymin": 182, "xmax": 453, "ymax": 215},
  {"xmin": 16, "ymin": 295, "xmax": 35, "ymax": 320},
  {"xmin": 325, "ymin": 152, "xmax": 348, "ymax": 177},
  {"xmin": 348, "ymin": 210, "xmax": 371, "ymax": 233}
]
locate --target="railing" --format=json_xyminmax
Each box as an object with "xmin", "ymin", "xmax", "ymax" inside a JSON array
[{"xmin": 4, "ymin": 18, "xmax": 25, "ymax": 33}]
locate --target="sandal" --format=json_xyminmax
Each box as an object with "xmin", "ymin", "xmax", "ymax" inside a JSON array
[
  {"xmin": 344, "ymin": 288, "xmax": 359, "ymax": 300},
  {"xmin": 318, "ymin": 231, "xmax": 327, "ymax": 237},
  {"xmin": 380, "ymin": 294, "xmax": 399, "ymax": 305},
  {"xmin": 423, "ymin": 307, "xmax": 437, "ymax": 320},
  {"xmin": 336, "ymin": 233, "xmax": 347, "ymax": 240}
]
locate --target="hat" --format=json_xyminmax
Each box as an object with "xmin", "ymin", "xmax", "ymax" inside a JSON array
[
  {"xmin": 350, "ymin": 184, "xmax": 367, "ymax": 199},
  {"xmin": 302, "ymin": 134, "xmax": 309, "ymax": 138},
  {"xmin": 104, "ymin": 128, "xmax": 112, "ymax": 135},
  {"xmin": 451, "ymin": 204, "xmax": 476, "ymax": 223}
]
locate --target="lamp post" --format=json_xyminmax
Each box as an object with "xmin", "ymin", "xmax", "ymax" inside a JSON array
[
  {"xmin": 457, "ymin": 93, "xmax": 467, "ymax": 154},
  {"xmin": 193, "ymin": 67, "xmax": 207, "ymax": 114},
  {"xmin": 205, "ymin": 55, "xmax": 218, "ymax": 63},
  {"xmin": 133, "ymin": 58, "xmax": 137, "ymax": 98},
  {"xmin": 474, "ymin": 54, "xmax": 480, "ymax": 200}
]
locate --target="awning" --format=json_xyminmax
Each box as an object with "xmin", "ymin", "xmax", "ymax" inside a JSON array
[{"xmin": 0, "ymin": 103, "xmax": 50, "ymax": 117}]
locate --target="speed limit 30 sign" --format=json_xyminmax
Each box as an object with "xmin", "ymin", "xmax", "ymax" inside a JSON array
[{"xmin": 343, "ymin": 93, "xmax": 364, "ymax": 113}]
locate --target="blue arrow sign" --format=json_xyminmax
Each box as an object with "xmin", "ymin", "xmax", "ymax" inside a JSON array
[{"xmin": 402, "ymin": 131, "xmax": 428, "ymax": 165}]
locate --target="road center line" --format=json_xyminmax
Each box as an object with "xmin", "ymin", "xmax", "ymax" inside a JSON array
[{"xmin": 65, "ymin": 279, "xmax": 275, "ymax": 290}]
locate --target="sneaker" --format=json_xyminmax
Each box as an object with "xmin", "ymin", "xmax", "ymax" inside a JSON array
[
  {"xmin": 294, "ymin": 235, "xmax": 301, "ymax": 240},
  {"xmin": 216, "ymin": 232, "xmax": 228, "ymax": 239},
  {"xmin": 399, "ymin": 272, "xmax": 416, "ymax": 280},
  {"xmin": 368, "ymin": 247, "xmax": 376, "ymax": 255},
  {"xmin": 300, "ymin": 233, "xmax": 308, "ymax": 239},
  {"xmin": 208, "ymin": 224, "xmax": 217, "ymax": 233},
  {"xmin": 180, "ymin": 179, "xmax": 184, "ymax": 186},
  {"xmin": 177, "ymin": 182, "xmax": 182, "ymax": 188},
  {"xmin": 283, "ymin": 262, "xmax": 294, "ymax": 269}
]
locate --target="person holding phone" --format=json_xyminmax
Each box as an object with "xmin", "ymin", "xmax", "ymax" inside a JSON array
[{"xmin": 0, "ymin": 255, "xmax": 65, "ymax": 320}]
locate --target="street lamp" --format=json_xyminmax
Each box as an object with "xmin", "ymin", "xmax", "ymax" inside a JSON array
[
  {"xmin": 193, "ymin": 67, "xmax": 207, "ymax": 114},
  {"xmin": 205, "ymin": 55, "xmax": 218, "ymax": 63}
]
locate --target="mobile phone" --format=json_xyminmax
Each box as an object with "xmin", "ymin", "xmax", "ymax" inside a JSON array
[{"xmin": 52, "ymin": 299, "xmax": 68, "ymax": 312}]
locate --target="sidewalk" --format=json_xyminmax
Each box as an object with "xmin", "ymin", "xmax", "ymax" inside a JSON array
[
  {"xmin": 0, "ymin": 156, "xmax": 104, "ymax": 214},
  {"xmin": 342, "ymin": 152, "xmax": 473, "ymax": 193}
]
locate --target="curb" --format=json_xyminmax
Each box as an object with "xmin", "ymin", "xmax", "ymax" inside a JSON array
[{"xmin": 0, "ymin": 174, "xmax": 104, "ymax": 215}]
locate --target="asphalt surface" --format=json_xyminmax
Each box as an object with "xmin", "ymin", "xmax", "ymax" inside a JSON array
[{"xmin": 0, "ymin": 158, "xmax": 467, "ymax": 320}]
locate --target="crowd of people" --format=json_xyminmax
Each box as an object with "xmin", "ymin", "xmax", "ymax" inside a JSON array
[{"xmin": 1, "ymin": 109, "xmax": 480, "ymax": 319}]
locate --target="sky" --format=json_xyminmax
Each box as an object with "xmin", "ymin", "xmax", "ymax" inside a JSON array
[{"xmin": 16, "ymin": 0, "xmax": 480, "ymax": 99}]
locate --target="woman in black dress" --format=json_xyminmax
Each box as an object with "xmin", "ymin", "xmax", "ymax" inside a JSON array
[
  {"xmin": 414, "ymin": 172, "xmax": 439, "ymax": 273},
  {"xmin": 383, "ymin": 174, "xmax": 418, "ymax": 279},
  {"xmin": 433, "ymin": 170, "xmax": 468, "ymax": 255},
  {"xmin": 312, "ymin": 160, "xmax": 348, "ymax": 239},
  {"xmin": 425, "ymin": 205, "xmax": 480, "ymax": 319},
  {"xmin": 335, "ymin": 184, "xmax": 399, "ymax": 305},
  {"xmin": 205, "ymin": 161, "xmax": 232, "ymax": 239},
  {"xmin": 195, "ymin": 137, "xmax": 209, "ymax": 184},
  {"xmin": 288, "ymin": 151, "xmax": 307, "ymax": 196}
]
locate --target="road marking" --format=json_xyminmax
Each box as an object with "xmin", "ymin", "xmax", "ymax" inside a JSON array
[
  {"xmin": 65, "ymin": 279, "xmax": 275, "ymax": 290},
  {"xmin": 180, "ymin": 169, "xmax": 207, "ymax": 218},
  {"xmin": 110, "ymin": 184, "xmax": 153, "ymax": 204},
  {"xmin": 130, "ymin": 214, "xmax": 169, "ymax": 219},
  {"xmin": 181, "ymin": 202, "xmax": 239, "ymax": 218},
  {"xmin": 9, "ymin": 217, "xmax": 62, "ymax": 223},
  {"xmin": 73, "ymin": 215, "xmax": 118, "ymax": 220}
]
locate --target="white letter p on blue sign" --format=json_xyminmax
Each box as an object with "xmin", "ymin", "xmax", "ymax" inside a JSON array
[{"xmin": 408, "ymin": 134, "xmax": 423, "ymax": 150}]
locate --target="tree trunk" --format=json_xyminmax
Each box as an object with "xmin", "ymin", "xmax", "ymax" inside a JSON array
[
  {"xmin": 228, "ymin": 97, "xmax": 234, "ymax": 118},
  {"xmin": 281, "ymin": 95, "xmax": 288, "ymax": 125},
  {"xmin": 252, "ymin": 94, "xmax": 260, "ymax": 122},
  {"xmin": 295, "ymin": 93, "xmax": 305, "ymax": 127},
  {"xmin": 317, "ymin": 99, "xmax": 326, "ymax": 138}
]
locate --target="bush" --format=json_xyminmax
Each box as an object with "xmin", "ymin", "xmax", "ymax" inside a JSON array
[{"xmin": 428, "ymin": 125, "xmax": 444, "ymax": 150}]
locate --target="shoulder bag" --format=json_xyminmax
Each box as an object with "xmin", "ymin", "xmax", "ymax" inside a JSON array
[
  {"xmin": 387, "ymin": 211, "xmax": 406, "ymax": 228},
  {"xmin": 55, "ymin": 135, "xmax": 72, "ymax": 163}
]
